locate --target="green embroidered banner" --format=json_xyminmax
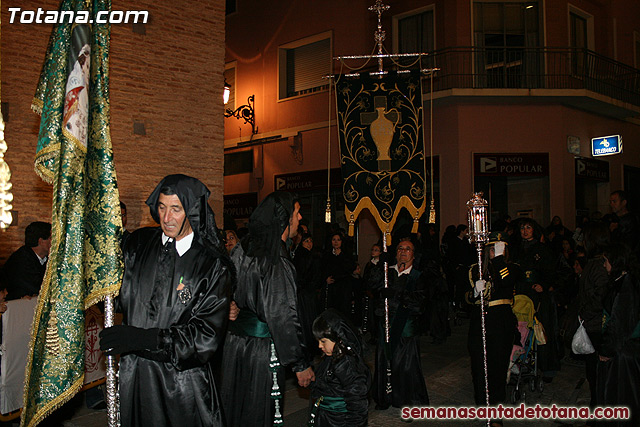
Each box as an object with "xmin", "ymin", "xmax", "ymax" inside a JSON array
[
  {"xmin": 335, "ymin": 73, "xmax": 426, "ymax": 240},
  {"xmin": 23, "ymin": 0, "xmax": 122, "ymax": 425}
]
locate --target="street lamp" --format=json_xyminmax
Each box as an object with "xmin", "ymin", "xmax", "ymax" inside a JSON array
[{"xmin": 223, "ymin": 80, "xmax": 257, "ymax": 135}]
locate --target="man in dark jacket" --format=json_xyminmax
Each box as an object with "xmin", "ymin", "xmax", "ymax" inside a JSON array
[
  {"xmin": 609, "ymin": 190, "xmax": 639, "ymax": 254},
  {"xmin": 2, "ymin": 221, "xmax": 51, "ymax": 300}
]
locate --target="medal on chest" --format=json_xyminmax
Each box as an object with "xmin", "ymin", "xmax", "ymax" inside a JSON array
[{"xmin": 176, "ymin": 276, "xmax": 192, "ymax": 304}]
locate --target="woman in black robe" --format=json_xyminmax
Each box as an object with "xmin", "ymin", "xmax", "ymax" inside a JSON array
[
  {"xmin": 293, "ymin": 233, "xmax": 321, "ymax": 360},
  {"xmin": 362, "ymin": 243, "xmax": 382, "ymax": 336},
  {"xmin": 321, "ymin": 232, "xmax": 358, "ymax": 319},
  {"xmin": 598, "ymin": 243, "xmax": 640, "ymax": 426}
]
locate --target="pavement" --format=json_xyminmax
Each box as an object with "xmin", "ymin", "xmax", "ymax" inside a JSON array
[{"xmin": 14, "ymin": 314, "xmax": 593, "ymax": 426}]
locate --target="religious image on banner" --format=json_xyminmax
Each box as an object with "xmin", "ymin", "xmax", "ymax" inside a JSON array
[
  {"xmin": 335, "ymin": 73, "xmax": 426, "ymax": 237},
  {"xmin": 62, "ymin": 25, "xmax": 91, "ymax": 148}
]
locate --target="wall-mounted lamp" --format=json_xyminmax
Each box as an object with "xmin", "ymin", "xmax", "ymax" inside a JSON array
[
  {"xmin": 224, "ymin": 94, "xmax": 257, "ymax": 135},
  {"xmin": 223, "ymin": 80, "xmax": 231, "ymax": 105}
]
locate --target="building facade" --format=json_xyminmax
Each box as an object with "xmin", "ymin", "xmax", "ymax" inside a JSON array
[{"xmin": 224, "ymin": 0, "xmax": 640, "ymax": 264}]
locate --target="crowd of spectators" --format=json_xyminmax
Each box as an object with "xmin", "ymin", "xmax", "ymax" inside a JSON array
[{"xmin": 273, "ymin": 189, "xmax": 638, "ymax": 426}]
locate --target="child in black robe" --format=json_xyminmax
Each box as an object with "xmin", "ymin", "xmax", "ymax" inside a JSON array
[{"xmin": 309, "ymin": 310, "xmax": 370, "ymax": 426}]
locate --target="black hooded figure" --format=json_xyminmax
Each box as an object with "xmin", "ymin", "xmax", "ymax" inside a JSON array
[
  {"xmin": 99, "ymin": 174, "xmax": 233, "ymax": 427},
  {"xmin": 220, "ymin": 191, "xmax": 312, "ymax": 427},
  {"xmin": 309, "ymin": 309, "xmax": 371, "ymax": 427}
]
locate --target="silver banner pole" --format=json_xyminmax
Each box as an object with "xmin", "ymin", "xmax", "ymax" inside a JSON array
[{"xmin": 104, "ymin": 295, "xmax": 120, "ymax": 427}]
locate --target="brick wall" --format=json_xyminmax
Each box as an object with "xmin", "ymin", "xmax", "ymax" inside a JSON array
[{"xmin": 0, "ymin": 0, "xmax": 225, "ymax": 263}]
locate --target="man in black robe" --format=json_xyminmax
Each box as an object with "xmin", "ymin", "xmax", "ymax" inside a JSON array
[
  {"xmin": 2, "ymin": 221, "xmax": 51, "ymax": 300},
  {"xmin": 371, "ymin": 237, "xmax": 429, "ymax": 409},
  {"xmin": 220, "ymin": 191, "xmax": 314, "ymax": 427},
  {"xmin": 100, "ymin": 174, "xmax": 232, "ymax": 427}
]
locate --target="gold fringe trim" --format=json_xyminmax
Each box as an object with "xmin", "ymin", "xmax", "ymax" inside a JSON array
[
  {"xmin": 411, "ymin": 212, "xmax": 420, "ymax": 234},
  {"xmin": 348, "ymin": 213, "xmax": 355, "ymax": 236},
  {"xmin": 429, "ymin": 199, "xmax": 436, "ymax": 224},
  {"xmin": 20, "ymin": 204, "xmax": 85, "ymax": 426},
  {"xmin": 34, "ymin": 143, "xmax": 60, "ymax": 185},
  {"xmin": 22, "ymin": 375, "xmax": 85, "ymax": 427},
  {"xmin": 31, "ymin": 98, "xmax": 44, "ymax": 115},
  {"xmin": 22, "ymin": 224, "xmax": 59, "ymax": 425},
  {"xmin": 344, "ymin": 195, "xmax": 426, "ymax": 240},
  {"xmin": 61, "ymin": 126, "xmax": 88, "ymax": 154},
  {"xmin": 21, "ymin": 252, "xmax": 88, "ymax": 426},
  {"xmin": 85, "ymin": 286, "xmax": 120, "ymax": 310},
  {"xmin": 34, "ymin": 165, "xmax": 54, "ymax": 185}
]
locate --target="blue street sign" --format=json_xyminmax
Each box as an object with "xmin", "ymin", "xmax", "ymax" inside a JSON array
[{"xmin": 591, "ymin": 135, "xmax": 622, "ymax": 157}]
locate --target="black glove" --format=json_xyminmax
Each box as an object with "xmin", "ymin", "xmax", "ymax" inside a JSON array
[
  {"xmin": 99, "ymin": 325, "xmax": 160, "ymax": 355},
  {"xmin": 380, "ymin": 287, "xmax": 396, "ymax": 299}
]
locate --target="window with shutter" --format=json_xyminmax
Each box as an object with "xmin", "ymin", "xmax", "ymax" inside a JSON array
[{"xmin": 279, "ymin": 33, "xmax": 331, "ymax": 100}]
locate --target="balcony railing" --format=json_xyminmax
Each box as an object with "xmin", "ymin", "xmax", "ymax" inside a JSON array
[{"xmin": 420, "ymin": 47, "xmax": 640, "ymax": 108}]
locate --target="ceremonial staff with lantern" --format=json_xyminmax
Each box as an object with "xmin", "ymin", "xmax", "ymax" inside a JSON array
[{"xmin": 466, "ymin": 194, "xmax": 519, "ymax": 427}]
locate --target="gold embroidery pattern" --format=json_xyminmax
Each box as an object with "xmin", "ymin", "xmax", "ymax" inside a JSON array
[
  {"xmin": 23, "ymin": 2, "xmax": 122, "ymax": 426},
  {"xmin": 336, "ymin": 75, "xmax": 427, "ymax": 236}
]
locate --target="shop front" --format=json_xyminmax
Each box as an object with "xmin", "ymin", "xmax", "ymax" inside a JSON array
[
  {"xmin": 473, "ymin": 153, "xmax": 550, "ymax": 227},
  {"xmin": 574, "ymin": 156, "xmax": 610, "ymax": 223}
]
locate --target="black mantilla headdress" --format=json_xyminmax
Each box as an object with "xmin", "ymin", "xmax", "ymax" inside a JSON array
[
  {"xmin": 242, "ymin": 191, "xmax": 296, "ymax": 265},
  {"xmin": 313, "ymin": 309, "xmax": 364, "ymax": 360},
  {"xmin": 146, "ymin": 174, "xmax": 225, "ymax": 256}
]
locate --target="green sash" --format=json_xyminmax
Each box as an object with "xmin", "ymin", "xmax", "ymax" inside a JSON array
[
  {"xmin": 229, "ymin": 310, "xmax": 271, "ymax": 338},
  {"xmin": 402, "ymin": 317, "xmax": 419, "ymax": 337},
  {"xmin": 318, "ymin": 396, "xmax": 347, "ymax": 412},
  {"xmin": 308, "ymin": 396, "xmax": 347, "ymax": 426}
]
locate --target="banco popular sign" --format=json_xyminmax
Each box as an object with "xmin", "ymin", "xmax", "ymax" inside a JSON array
[
  {"xmin": 591, "ymin": 135, "xmax": 622, "ymax": 157},
  {"xmin": 474, "ymin": 153, "xmax": 549, "ymax": 177}
]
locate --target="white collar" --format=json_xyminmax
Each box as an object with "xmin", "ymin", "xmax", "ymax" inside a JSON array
[
  {"xmin": 35, "ymin": 253, "xmax": 47, "ymax": 265},
  {"xmin": 162, "ymin": 232, "xmax": 194, "ymax": 257},
  {"xmin": 392, "ymin": 264, "xmax": 413, "ymax": 276}
]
